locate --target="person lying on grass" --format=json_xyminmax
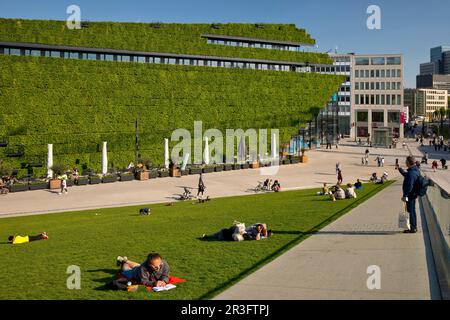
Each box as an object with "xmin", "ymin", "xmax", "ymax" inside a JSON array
[
  {"xmin": 8, "ymin": 232, "xmax": 48, "ymax": 245},
  {"xmin": 116, "ymin": 252, "xmax": 170, "ymax": 287},
  {"xmin": 202, "ymin": 222, "xmax": 272, "ymax": 241},
  {"xmin": 244, "ymin": 223, "xmax": 273, "ymax": 240}
]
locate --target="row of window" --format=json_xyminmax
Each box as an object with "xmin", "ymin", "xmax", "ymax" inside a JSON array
[
  {"xmin": 356, "ymin": 110, "xmax": 400, "ymax": 123},
  {"xmin": 355, "ymin": 94, "xmax": 402, "ymax": 106},
  {"xmin": 317, "ymin": 65, "xmax": 351, "ymax": 73},
  {"xmin": 355, "ymin": 81, "xmax": 402, "ymax": 91},
  {"xmin": 355, "ymin": 69, "xmax": 402, "ymax": 78},
  {"xmin": 355, "ymin": 56, "xmax": 401, "ymax": 66},
  {"xmin": 206, "ymin": 38, "xmax": 301, "ymax": 52},
  {"xmin": 1, "ymin": 47, "xmax": 314, "ymax": 73}
]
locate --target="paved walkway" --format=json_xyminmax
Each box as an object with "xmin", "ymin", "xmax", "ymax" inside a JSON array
[
  {"xmin": 1, "ymin": 142, "xmax": 410, "ymax": 218},
  {"xmin": 214, "ymin": 181, "xmax": 441, "ymax": 300}
]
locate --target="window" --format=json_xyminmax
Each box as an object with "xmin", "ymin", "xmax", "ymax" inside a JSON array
[
  {"xmin": 136, "ymin": 56, "xmax": 146, "ymax": 63},
  {"xmin": 355, "ymin": 70, "xmax": 359, "ymax": 78},
  {"xmin": 387, "ymin": 57, "xmax": 401, "ymax": 65},
  {"xmin": 355, "ymin": 83, "xmax": 359, "ymax": 90},
  {"xmin": 381, "ymin": 70, "xmax": 385, "ymax": 77},
  {"xmin": 386, "ymin": 70, "xmax": 391, "ymax": 77},
  {"xmin": 65, "ymin": 52, "xmax": 80, "ymax": 59},
  {"xmin": 26, "ymin": 50, "xmax": 41, "ymax": 57},
  {"xmin": 371, "ymin": 70, "xmax": 375, "ymax": 78},
  {"xmin": 356, "ymin": 57, "xmax": 370, "ymax": 65},
  {"xmin": 381, "ymin": 82, "xmax": 385, "ymax": 90},
  {"xmin": 365, "ymin": 82, "xmax": 369, "ymax": 90},
  {"xmin": 376, "ymin": 82, "xmax": 380, "ymax": 90},
  {"xmin": 87, "ymin": 53, "xmax": 97, "ymax": 60},
  {"xmin": 376, "ymin": 95, "xmax": 380, "ymax": 105},
  {"xmin": 397, "ymin": 69, "xmax": 402, "ymax": 77},
  {"xmin": 392, "ymin": 95, "xmax": 397, "ymax": 105},
  {"xmin": 364, "ymin": 70, "xmax": 369, "ymax": 77},
  {"xmin": 168, "ymin": 58, "xmax": 176, "ymax": 65},
  {"xmin": 372, "ymin": 111, "xmax": 384, "ymax": 123},
  {"xmin": 355, "ymin": 94, "xmax": 360, "ymax": 104},
  {"xmin": 357, "ymin": 111, "xmax": 368, "ymax": 122},
  {"xmin": 371, "ymin": 95, "xmax": 375, "ymax": 104},
  {"xmin": 388, "ymin": 111, "xmax": 400, "ymax": 123},
  {"xmin": 371, "ymin": 82, "xmax": 375, "ymax": 90},
  {"xmin": 9, "ymin": 48, "xmax": 21, "ymax": 56},
  {"xmin": 357, "ymin": 126, "xmax": 369, "ymax": 137},
  {"xmin": 376, "ymin": 70, "xmax": 380, "ymax": 77},
  {"xmin": 397, "ymin": 95, "xmax": 401, "ymax": 105},
  {"xmin": 371, "ymin": 57, "xmax": 385, "ymax": 65},
  {"xmin": 381, "ymin": 95, "xmax": 385, "ymax": 104},
  {"xmin": 386, "ymin": 95, "xmax": 391, "ymax": 104}
]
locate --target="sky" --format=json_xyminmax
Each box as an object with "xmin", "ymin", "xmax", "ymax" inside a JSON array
[{"xmin": 1, "ymin": 0, "xmax": 449, "ymax": 87}]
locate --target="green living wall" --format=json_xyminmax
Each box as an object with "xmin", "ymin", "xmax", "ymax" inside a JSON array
[
  {"xmin": 0, "ymin": 55, "xmax": 343, "ymax": 177},
  {"xmin": 0, "ymin": 19, "xmax": 332, "ymax": 64}
]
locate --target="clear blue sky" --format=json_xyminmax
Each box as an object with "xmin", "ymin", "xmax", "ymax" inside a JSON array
[{"xmin": 1, "ymin": 0, "xmax": 449, "ymax": 87}]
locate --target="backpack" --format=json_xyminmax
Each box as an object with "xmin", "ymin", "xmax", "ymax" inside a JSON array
[{"xmin": 416, "ymin": 174, "xmax": 429, "ymax": 197}]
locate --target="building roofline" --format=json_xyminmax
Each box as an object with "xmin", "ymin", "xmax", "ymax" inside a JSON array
[
  {"xmin": 201, "ymin": 34, "xmax": 313, "ymax": 47},
  {"xmin": 0, "ymin": 41, "xmax": 333, "ymax": 68}
]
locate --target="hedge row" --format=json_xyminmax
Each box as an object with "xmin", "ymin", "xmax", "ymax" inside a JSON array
[
  {"xmin": 0, "ymin": 55, "xmax": 344, "ymax": 174},
  {"xmin": 0, "ymin": 19, "xmax": 332, "ymax": 64}
]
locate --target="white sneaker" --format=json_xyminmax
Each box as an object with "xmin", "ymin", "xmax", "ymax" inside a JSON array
[
  {"xmin": 116, "ymin": 256, "xmax": 128, "ymax": 266},
  {"xmin": 58, "ymin": 192, "xmax": 62, "ymax": 195}
]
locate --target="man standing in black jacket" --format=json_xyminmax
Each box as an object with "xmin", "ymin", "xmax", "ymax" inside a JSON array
[{"xmin": 398, "ymin": 156, "xmax": 421, "ymax": 233}]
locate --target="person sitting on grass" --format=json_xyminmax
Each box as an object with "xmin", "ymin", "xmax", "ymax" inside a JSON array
[
  {"xmin": 377, "ymin": 172, "xmax": 389, "ymax": 184},
  {"xmin": 345, "ymin": 183, "xmax": 357, "ymax": 199},
  {"xmin": 116, "ymin": 252, "xmax": 170, "ymax": 288},
  {"xmin": 8, "ymin": 232, "xmax": 49, "ymax": 245},
  {"xmin": 354, "ymin": 179, "xmax": 363, "ymax": 189},
  {"xmin": 317, "ymin": 183, "xmax": 331, "ymax": 195},
  {"xmin": 331, "ymin": 184, "xmax": 346, "ymax": 202},
  {"xmin": 370, "ymin": 173, "xmax": 378, "ymax": 182},
  {"xmin": 271, "ymin": 180, "xmax": 281, "ymax": 192}
]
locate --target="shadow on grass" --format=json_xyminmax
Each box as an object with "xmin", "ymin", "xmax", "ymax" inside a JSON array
[
  {"xmin": 199, "ymin": 180, "xmax": 395, "ymax": 300},
  {"xmin": 87, "ymin": 268, "xmax": 120, "ymax": 291}
]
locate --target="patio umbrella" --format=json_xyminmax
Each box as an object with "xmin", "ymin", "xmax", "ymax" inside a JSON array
[
  {"xmin": 238, "ymin": 136, "xmax": 246, "ymax": 163},
  {"xmin": 47, "ymin": 144, "xmax": 53, "ymax": 178},
  {"xmin": 164, "ymin": 138, "xmax": 170, "ymax": 169},
  {"xmin": 204, "ymin": 136, "xmax": 210, "ymax": 165},
  {"xmin": 181, "ymin": 153, "xmax": 190, "ymax": 171},
  {"xmin": 102, "ymin": 141, "xmax": 108, "ymax": 175},
  {"xmin": 271, "ymin": 132, "xmax": 278, "ymax": 159}
]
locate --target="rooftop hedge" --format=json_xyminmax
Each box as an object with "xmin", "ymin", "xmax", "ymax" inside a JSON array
[
  {"xmin": 0, "ymin": 19, "xmax": 332, "ymax": 64},
  {"xmin": 0, "ymin": 53, "xmax": 343, "ymax": 177}
]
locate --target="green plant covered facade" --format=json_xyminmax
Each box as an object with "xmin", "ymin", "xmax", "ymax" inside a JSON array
[{"xmin": 0, "ymin": 19, "xmax": 344, "ymax": 177}]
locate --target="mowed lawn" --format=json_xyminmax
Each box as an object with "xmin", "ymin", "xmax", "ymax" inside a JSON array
[{"xmin": 0, "ymin": 182, "xmax": 392, "ymax": 300}]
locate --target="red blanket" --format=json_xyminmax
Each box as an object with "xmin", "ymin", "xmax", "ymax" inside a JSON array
[{"xmin": 117, "ymin": 273, "xmax": 186, "ymax": 291}]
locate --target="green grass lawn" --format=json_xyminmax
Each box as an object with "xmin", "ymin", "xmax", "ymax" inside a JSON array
[{"xmin": 0, "ymin": 182, "xmax": 392, "ymax": 300}]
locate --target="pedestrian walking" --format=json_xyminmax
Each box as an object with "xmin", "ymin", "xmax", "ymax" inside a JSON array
[
  {"xmin": 58, "ymin": 172, "xmax": 68, "ymax": 195},
  {"xmin": 197, "ymin": 173, "xmax": 205, "ymax": 197},
  {"xmin": 326, "ymin": 134, "xmax": 332, "ymax": 150},
  {"xmin": 337, "ymin": 169, "xmax": 343, "ymax": 184}
]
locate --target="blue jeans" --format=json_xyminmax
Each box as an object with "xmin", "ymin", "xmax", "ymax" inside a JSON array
[{"xmin": 406, "ymin": 198, "xmax": 417, "ymax": 230}]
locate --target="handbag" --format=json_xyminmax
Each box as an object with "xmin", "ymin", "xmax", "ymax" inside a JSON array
[{"xmin": 398, "ymin": 203, "xmax": 410, "ymax": 230}]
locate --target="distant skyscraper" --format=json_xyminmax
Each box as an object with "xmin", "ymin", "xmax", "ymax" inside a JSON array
[{"xmin": 420, "ymin": 45, "xmax": 450, "ymax": 75}]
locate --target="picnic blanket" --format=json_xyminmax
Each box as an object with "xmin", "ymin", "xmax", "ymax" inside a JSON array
[{"xmin": 117, "ymin": 273, "xmax": 186, "ymax": 291}]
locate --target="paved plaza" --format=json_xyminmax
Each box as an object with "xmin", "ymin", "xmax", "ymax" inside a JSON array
[{"xmin": 1, "ymin": 140, "xmax": 417, "ymax": 218}]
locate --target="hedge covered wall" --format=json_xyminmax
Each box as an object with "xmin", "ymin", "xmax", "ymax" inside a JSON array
[
  {"xmin": 0, "ymin": 19, "xmax": 332, "ymax": 64},
  {"xmin": 0, "ymin": 55, "xmax": 343, "ymax": 177}
]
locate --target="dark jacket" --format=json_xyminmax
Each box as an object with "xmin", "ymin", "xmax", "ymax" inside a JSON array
[
  {"xmin": 398, "ymin": 165, "xmax": 420, "ymax": 199},
  {"xmin": 138, "ymin": 259, "xmax": 170, "ymax": 286}
]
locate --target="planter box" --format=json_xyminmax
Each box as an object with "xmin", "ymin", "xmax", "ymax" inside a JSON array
[
  {"xmin": 223, "ymin": 164, "xmax": 233, "ymax": 171},
  {"xmin": 149, "ymin": 170, "xmax": 158, "ymax": 179},
  {"xmin": 66, "ymin": 179, "xmax": 74, "ymax": 187},
  {"xmin": 232, "ymin": 164, "xmax": 241, "ymax": 170},
  {"xmin": 170, "ymin": 168, "xmax": 181, "ymax": 177},
  {"xmin": 9, "ymin": 183, "xmax": 29, "ymax": 193},
  {"xmin": 214, "ymin": 165, "xmax": 224, "ymax": 172},
  {"xmin": 158, "ymin": 171, "xmax": 170, "ymax": 178},
  {"xmin": 76, "ymin": 177, "xmax": 89, "ymax": 186},
  {"xmin": 281, "ymin": 159, "xmax": 289, "ymax": 165},
  {"xmin": 202, "ymin": 167, "xmax": 215, "ymax": 173},
  {"xmin": 181, "ymin": 170, "xmax": 189, "ymax": 176},
  {"xmin": 241, "ymin": 163, "xmax": 249, "ymax": 169},
  {"xmin": 136, "ymin": 170, "xmax": 149, "ymax": 181},
  {"xmin": 89, "ymin": 176, "xmax": 101, "ymax": 184},
  {"xmin": 290, "ymin": 158, "xmax": 300, "ymax": 164},
  {"xmin": 250, "ymin": 162, "xmax": 260, "ymax": 169},
  {"xmin": 49, "ymin": 179, "xmax": 61, "ymax": 190},
  {"xmin": 29, "ymin": 182, "xmax": 48, "ymax": 190},
  {"xmin": 189, "ymin": 167, "xmax": 202, "ymax": 175},
  {"xmin": 102, "ymin": 175, "xmax": 118, "ymax": 183},
  {"xmin": 119, "ymin": 173, "xmax": 134, "ymax": 182}
]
